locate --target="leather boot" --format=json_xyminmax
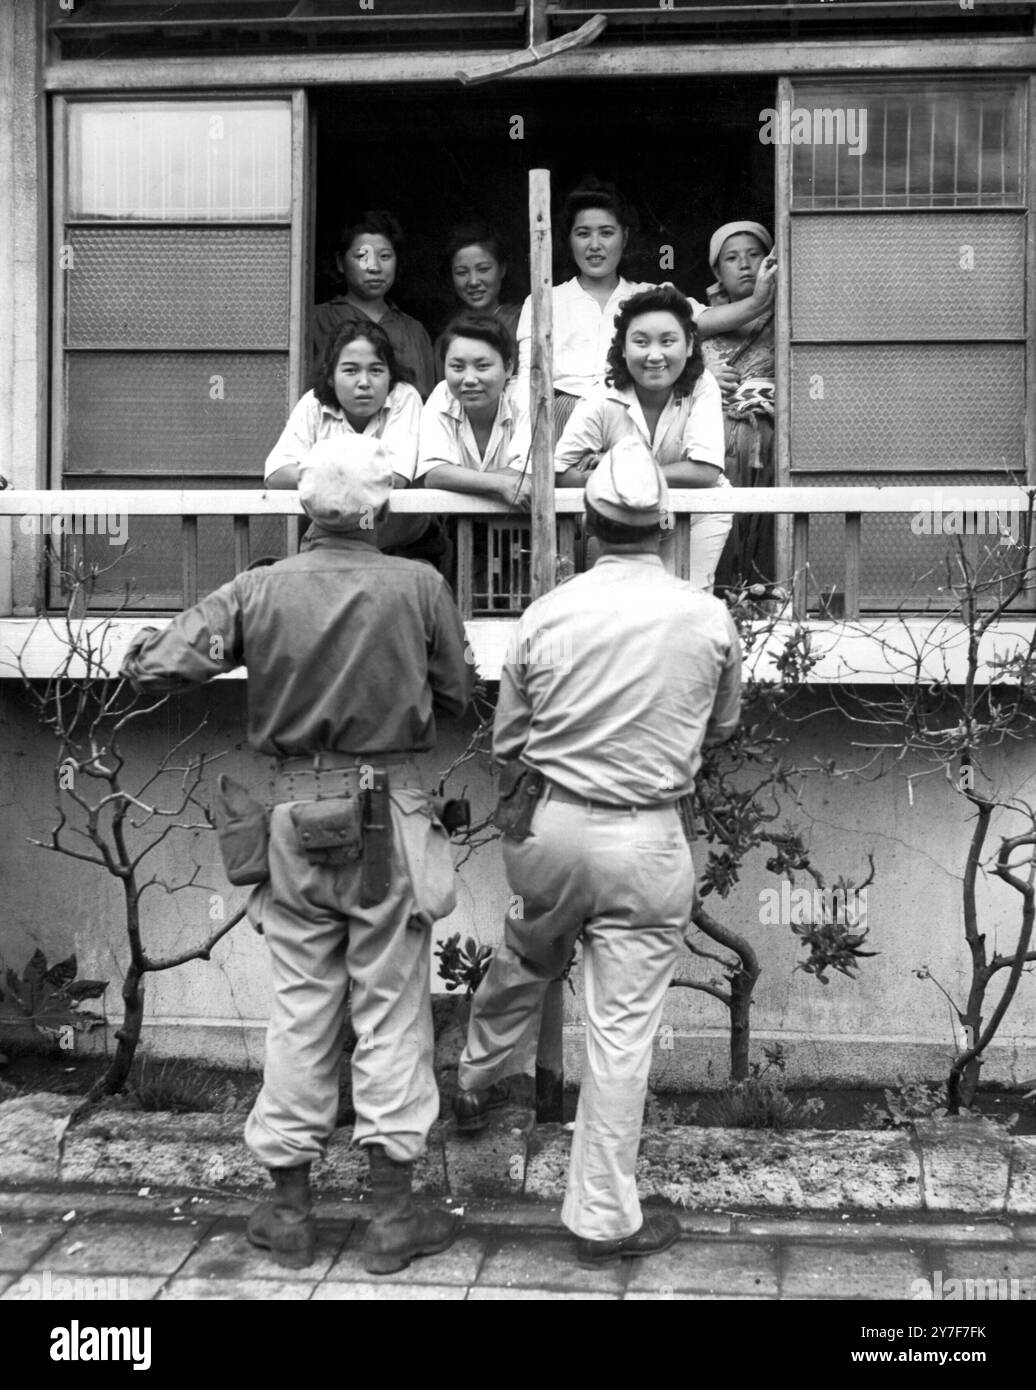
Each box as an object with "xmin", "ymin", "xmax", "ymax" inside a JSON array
[
  {"xmin": 246, "ymin": 1163, "xmax": 316, "ymax": 1269},
  {"xmin": 362, "ymin": 1144, "xmax": 458, "ymax": 1275}
]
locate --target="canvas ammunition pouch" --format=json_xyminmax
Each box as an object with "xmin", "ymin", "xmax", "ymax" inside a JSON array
[
  {"xmin": 213, "ymin": 774, "xmax": 270, "ymax": 886},
  {"xmin": 289, "ymin": 794, "xmax": 363, "ymax": 864},
  {"xmin": 274, "ymin": 762, "xmax": 396, "ymax": 908},
  {"xmin": 492, "ymin": 762, "xmax": 545, "ymax": 842}
]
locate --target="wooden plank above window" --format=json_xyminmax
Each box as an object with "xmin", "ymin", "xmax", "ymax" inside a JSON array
[{"xmin": 49, "ymin": 0, "xmax": 529, "ymax": 57}]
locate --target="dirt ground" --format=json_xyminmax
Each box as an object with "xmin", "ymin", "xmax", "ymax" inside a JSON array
[{"xmin": 2, "ymin": 1042, "xmax": 1033, "ymax": 1133}]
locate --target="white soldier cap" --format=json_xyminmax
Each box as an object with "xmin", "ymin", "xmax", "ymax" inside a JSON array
[
  {"xmin": 585, "ymin": 435, "xmax": 670, "ymax": 528},
  {"xmin": 297, "ymin": 436, "xmax": 393, "ymax": 532}
]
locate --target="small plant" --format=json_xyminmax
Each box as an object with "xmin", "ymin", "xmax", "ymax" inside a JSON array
[
  {"xmin": 863, "ymin": 1075, "xmax": 1018, "ymax": 1132},
  {"xmin": 0, "ymin": 950, "xmax": 108, "ymax": 1047},
  {"xmin": 789, "ymin": 876, "xmax": 877, "ymax": 984},
  {"xmin": 125, "ymin": 1057, "xmax": 257, "ymax": 1114},
  {"xmin": 705, "ymin": 1044, "xmax": 825, "ymax": 1131},
  {"xmin": 644, "ymin": 1090, "xmax": 690, "ymax": 1128},
  {"xmin": 434, "ymin": 933, "xmax": 493, "ymax": 998}
]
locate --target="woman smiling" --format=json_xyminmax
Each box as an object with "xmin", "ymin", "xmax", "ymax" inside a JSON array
[
  {"xmin": 555, "ymin": 286, "xmax": 731, "ymax": 591},
  {"xmin": 515, "ymin": 179, "xmax": 652, "ymax": 434},
  {"xmin": 433, "ymin": 223, "xmax": 521, "ymax": 383},
  {"xmin": 418, "ymin": 313, "xmax": 530, "ymax": 510}
]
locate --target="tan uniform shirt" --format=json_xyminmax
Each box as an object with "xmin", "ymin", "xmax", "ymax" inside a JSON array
[
  {"xmin": 493, "ymin": 553, "xmax": 741, "ymax": 804},
  {"xmin": 122, "ymin": 535, "xmax": 472, "ymax": 757}
]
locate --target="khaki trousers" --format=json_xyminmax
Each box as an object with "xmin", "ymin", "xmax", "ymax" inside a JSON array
[
  {"xmin": 459, "ymin": 794, "xmax": 693, "ymax": 1240},
  {"xmin": 245, "ymin": 785, "xmax": 456, "ymax": 1169}
]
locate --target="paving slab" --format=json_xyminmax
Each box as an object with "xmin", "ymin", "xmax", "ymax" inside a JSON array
[
  {"xmin": 313, "ymin": 1281, "xmax": 467, "ymax": 1300},
  {"xmin": 0, "ymin": 1219, "xmax": 67, "ymax": 1271},
  {"xmin": 1006, "ymin": 1136, "xmax": 1036, "ymax": 1216},
  {"xmin": 468, "ymin": 1286, "xmax": 620, "ymax": 1300},
  {"xmin": 625, "ymin": 1237, "xmax": 779, "ymax": 1297},
  {"xmin": 21, "ymin": 1215, "xmax": 214, "ymax": 1276},
  {"xmin": 915, "ymin": 1118, "xmax": 1012, "ymax": 1214},
  {"xmin": 781, "ymin": 1241, "xmax": 929, "ymax": 1300},
  {"xmin": 475, "ymin": 1234, "xmax": 626, "ymax": 1295},
  {"xmin": 2, "ymin": 1274, "xmax": 166, "ymax": 1300},
  {"xmin": 454, "ymin": 1201, "xmax": 564, "ymax": 1228},
  {"xmin": 177, "ymin": 1216, "xmax": 349, "ymax": 1282},
  {"xmin": 1014, "ymin": 1220, "xmax": 1036, "ymax": 1244},
  {"xmin": 326, "ymin": 1228, "xmax": 487, "ymax": 1285},
  {"xmin": 443, "ymin": 1107, "xmax": 533, "ymax": 1198},
  {"xmin": 625, "ymin": 1290, "xmax": 777, "ymax": 1301},
  {"xmin": 934, "ymin": 1246, "xmax": 1036, "ymax": 1299},
  {"xmin": 161, "ymin": 1277, "xmax": 316, "ymax": 1300},
  {"xmin": 739, "ymin": 1217, "xmax": 1015, "ymax": 1243},
  {"xmin": 0, "ymin": 1095, "xmax": 77, "ymax": 1184}
]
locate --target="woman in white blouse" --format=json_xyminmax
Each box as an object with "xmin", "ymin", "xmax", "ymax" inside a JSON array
[
  {"xmin": 516, "ymin": 179, "xmax": 778, "ymax": 442},
  {"xmin": 515, "ymin": 180, "xmax": 651, "ymax": 436},
  {"xmin": 417, "ymin": 313, "xmax": 531, "ymax": 509},
  {"xmin": 555, "ymin": 285, "xmax": 732, "ymax": 592},
  {"xmin": 265, "ymin": 318, "xmax": 437, "ymax": 557}
]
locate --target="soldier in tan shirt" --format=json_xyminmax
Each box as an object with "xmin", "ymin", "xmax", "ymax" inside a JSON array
[{"xmin": 454, "ymin": 436, "xmax": 742, "ymax": 1268}]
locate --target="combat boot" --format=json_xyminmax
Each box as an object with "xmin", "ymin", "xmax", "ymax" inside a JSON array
[
  {"xmin": 362, "ymin": 1144, "xmax": 458, "ymax": 1275},
  {"xmin": 246, "ymin": 1163, "xmax": 316, "ymax": 1269}
]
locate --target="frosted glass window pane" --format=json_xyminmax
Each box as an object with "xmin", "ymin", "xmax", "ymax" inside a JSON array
[{"xmin": 69, "ymin": 102, "xmax": 291, "ymax": 221}]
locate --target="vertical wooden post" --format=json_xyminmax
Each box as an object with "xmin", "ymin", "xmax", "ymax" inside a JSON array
[
  {"xmin": 527, "ymin": 169, "xmax": 564, "ymax": 1122},
  {"xmin": 774, "ymin": 75, "xmax": 794, "ymax": 595},
  {"xmin": 528, "ymin": 169, "xmax": 556, "ymax": 600}
]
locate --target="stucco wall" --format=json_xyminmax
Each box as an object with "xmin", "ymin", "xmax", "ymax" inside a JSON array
[{"xmin": 1, "ymin": 681, "xmax": 1034, "ymax": 1088}]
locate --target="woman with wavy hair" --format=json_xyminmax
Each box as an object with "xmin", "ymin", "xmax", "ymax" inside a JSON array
[
  {"xmin": 515, "ymin": 178, "xmax": 777, "ymax": 445},
  {"xmin": 554, "ymin": 285, "xmax": 731, "ymax": 592}
]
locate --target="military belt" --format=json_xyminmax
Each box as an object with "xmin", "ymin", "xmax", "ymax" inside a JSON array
[{"xmin": 541, "ymin": 780, "xmax": 664, "ymax": 814}]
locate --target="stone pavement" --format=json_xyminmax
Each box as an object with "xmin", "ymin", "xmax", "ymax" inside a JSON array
[{"xmin": 1, "ymin": 1187, "xmax": 1035, "ymax": 1302}]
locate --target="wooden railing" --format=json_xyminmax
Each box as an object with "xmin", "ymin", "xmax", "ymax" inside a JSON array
[{"xmin": 0, "ymin": 485, "xmax": 1032, "ymax": 621}]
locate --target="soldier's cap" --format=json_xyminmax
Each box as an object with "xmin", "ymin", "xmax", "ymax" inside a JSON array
[
  {"xmin": 297, "ymin": 436, "xmax": 393, "ymax": 532},
  {"xmin": 585, "ymin": 436, "xmax": 669, "ymax": 528}
]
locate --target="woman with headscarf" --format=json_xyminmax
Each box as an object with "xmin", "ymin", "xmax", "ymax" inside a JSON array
[
  {"xmin": 698, "ymin": 220, "xmax": 778, "ymax": 587},
  {"xmin": 515, "ymin": 181, "xmax": 777, "ymax": 442}
]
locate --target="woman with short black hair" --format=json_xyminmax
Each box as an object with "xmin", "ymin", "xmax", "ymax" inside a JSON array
[
  {"xmin": 433, "ymin": 223, "xmax": 521, "ymax": 382},
  {"xmin": 266, "ymin": 318, "xmax": 438, "ymax": 560},
  {"xmin": 418, "ymin": 312, "xmax": 530, "ymax": 509},
  {"xmin": 312, "ymin": 210, "xmax": 436, "ymax": 399}
]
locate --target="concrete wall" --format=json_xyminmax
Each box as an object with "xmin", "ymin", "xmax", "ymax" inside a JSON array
[{"xmin": 1, "ymin": 682, "xmax": 1034, "ymax": 1089}]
